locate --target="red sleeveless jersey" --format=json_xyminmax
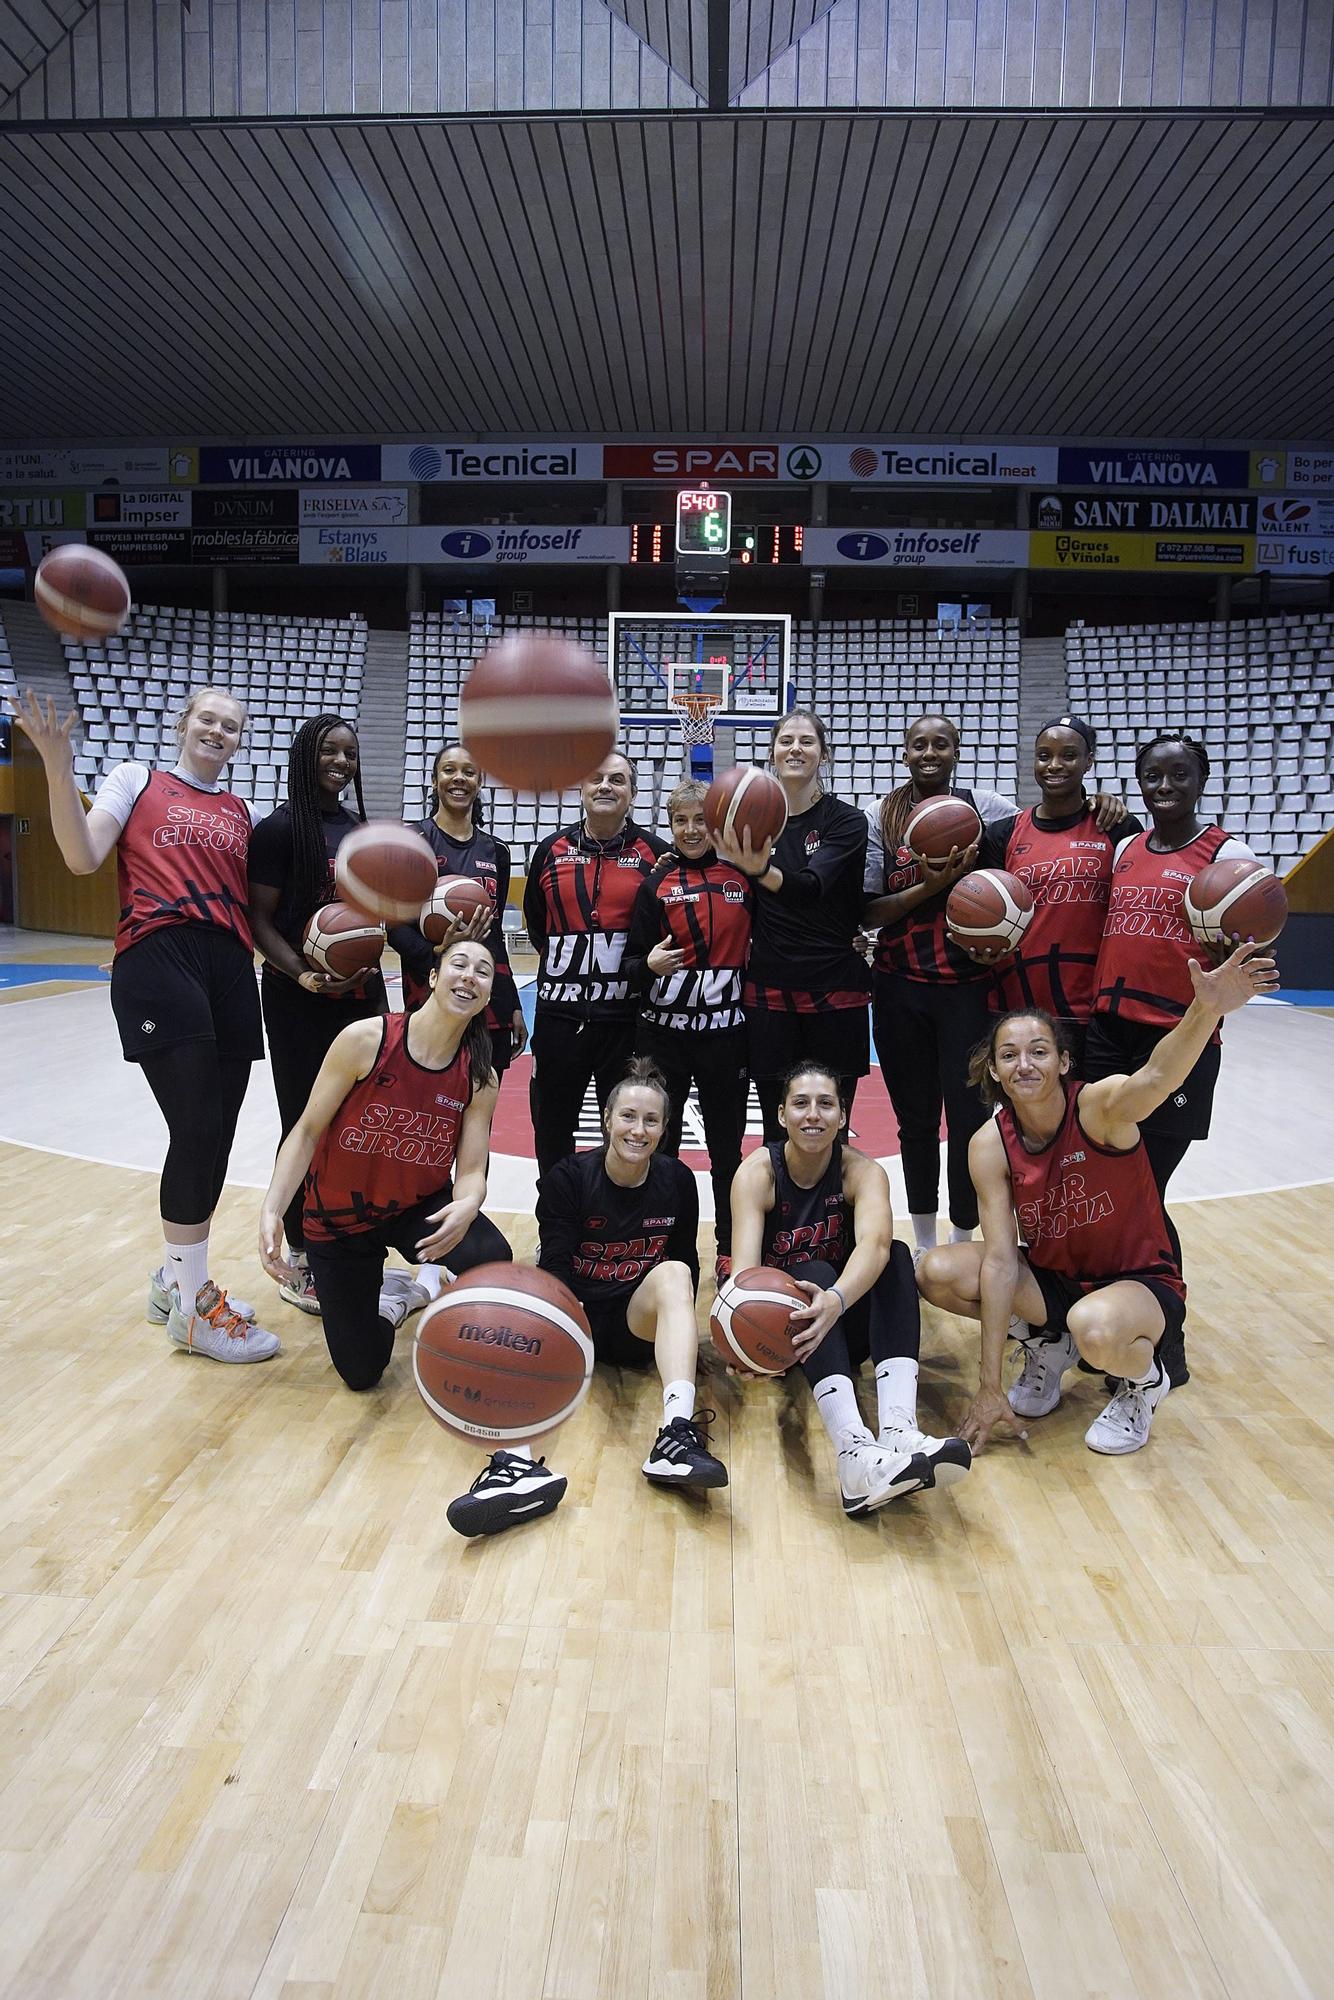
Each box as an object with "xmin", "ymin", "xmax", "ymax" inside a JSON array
[
  {"xmin": 303, "ymin": 1013, "xmax": 472, "ymax": 1241},
  {"xmin": 998, "ymin": 1083, "xmax": 1184, "ymax": 1298},
  {"xmin": 992, "ymin": 806, "xmax": 1121, "ymax": 1023},
  {"xmin": 871, "ymin": 788, "xmax": 987, "ymax": 985},
  {"xmin": 1094, "ymin": 826, "xmax": 1230, "ymax": 1026},
  {"xmin": 115, "ymin": 769, "xmax": 253, "ymax": 955}
]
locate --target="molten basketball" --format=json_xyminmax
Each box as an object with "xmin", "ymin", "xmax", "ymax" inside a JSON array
[
  {"xmin": 459, "ymin": 636, "xmax": 619, "ymax": 792},
  {"xmin": 703, "ymin": 765, "xmax": 788, "ymax": 850},
  {"xmin": 34, "ymin": 545, "xmax": 132, "ymax": 641},
  {"xmin": 1184, "ymin": 858, "xmax": 1288, "ymax": 947},
  {"xmin": 421, "ymin": 874, "xmax": 493, "ymax": 943},
  {"xmin": 335, "ymin": 821, "xmax": 439, "ymax": 922},
  {"xmin": 413, "ymin": 1263, "xmax": 594, "ymax": 1446},
  {"xmin": 710, "ymin": 1267, "xmax": 808, "ymax": 1375},
  {"xmin": 905, "ymin": 795, "xmax": 982, "ymax": 862},
  {"xmin": 303, "ymin": 902, "xmax": 386, "ymax": 978},
  {"xmin": 946, "ymin": 869, "xmax": 1035, "ymax": 955}
]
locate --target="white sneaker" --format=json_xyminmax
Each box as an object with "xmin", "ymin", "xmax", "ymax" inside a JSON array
[
  {"xmin": 378, "ymin": 1269, "xmax": 432, "ymax": 1330},
  {"xmin": 837, "ymin": 1438, "xmax": 924, "ymax": 1517},
  {"xmin": 877, "ymin": 1408, "xmax": 973, "ymax": 1490},
  {"xmin": 1008, "ymin": 1327, "xmax": 1079, "ymax": 1418},
  {"xmin": 1085, "ymin": 1359, "xmax": 1170, "ymax": 1455},
  {"xmin": 167, "ymin": 1281, "xmax": 281, "ymax": 1363},
  {"xmin": 277, "ymin": 1259, "xmax": 322, "ymax": 1316},
  {"xmin": 148, "ymin": 1268, "xmax": 255, "ymax": 1325}
]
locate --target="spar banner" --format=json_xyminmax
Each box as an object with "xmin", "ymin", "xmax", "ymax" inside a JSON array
[
  {"xmin": 1255, "ymin": 535, "xmax": 1334, "ymax": 573},
  {"xmin": 190, "ymin": 525, "xmax": 299, "ymax": 562},
  {"xmin": 803, "ymin": 528, "xmax": 1030, "ymax": 569},
  {"xmin": 384, "ymin": 442, "xmax": 601, "ymax": 482},
  {"xmin": 1256, "ymin": 496, "xmax": 1334, "ymax": 536},
  {"xmin": 299, "ymin": 524, "xmax": 408, "ymax": 565},
  {"xmin": 0, "ymin": 446, "xmax": 196, "ymax": 485},
  {"xmin": 1034, "ymin": 494, "xmax": 1254, "ymax": 532},
  {"xmin": 1031, "ymin": 531, "xmax": 1254, "ymax": 570},
  {"xmin": 407, "ymin": 525, "xmax": 630, "ymax": 564},
  {"xmin": 299, "ymin": 487, "xmax": 409, "ymax": 524},
  {"xmin": 193, "ymin": 489, "xmax": 299, "ymax": 526},
  {"xmin": 198, "ymin": 444, "xmax": 381, "ymax": 484},
  {"xmin": 1057, "ymin": 447, "xmax": 1252, "ymax": 490}
]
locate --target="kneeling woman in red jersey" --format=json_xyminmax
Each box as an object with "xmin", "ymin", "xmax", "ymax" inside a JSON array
[
  {"xmin": 917, "ymin": 945, "xmax": 1276, "ymax": 1458},
  {"xmin": 258, "ymin": 937, "xmax": 510, "ymax": 1391},
  {"xmin": 729, "ymin": 1060, "xmax": 971, "ymax": 1519}
]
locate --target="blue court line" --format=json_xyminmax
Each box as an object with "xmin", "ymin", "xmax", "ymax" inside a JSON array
[
  {"xmin": 0, "ymin": 961, "xmax": 111, "ymax": 988},
  {"xmin": 1276, "ymin": 988, "xmax": 1334, "ymax": 1006}
]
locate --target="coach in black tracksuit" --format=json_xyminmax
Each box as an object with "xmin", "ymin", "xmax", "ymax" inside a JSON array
[{"xmin": 523, "ymin": 751, "xmax": 666, "ymax": 1175}]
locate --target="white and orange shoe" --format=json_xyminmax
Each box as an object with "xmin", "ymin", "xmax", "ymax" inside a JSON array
[
  {"xmin": 167, "ymin": 1281, "xmax": 281, "ymax": 1363},
  {"xmin": 148, "ymin": 1267, "xmax": 256, "ymax": 1326}
]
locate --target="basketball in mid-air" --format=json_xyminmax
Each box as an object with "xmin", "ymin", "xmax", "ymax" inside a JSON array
[
  {"xmin": 413, "ymin": 1264, "xmax": 594, "ymax": 1445},
  {"xmin": 946, "ymin": 869, "xmax": 1035, "ymax": 956},
  {"xmin": 459, "ymin": 636, "xmax": 619, "ymax": 792},
  {"xmin": 1184, "ymin": 858, "xmax": 1288, "ymax": 947},
  {"xmin": 703, "ymin": 765, "xmax": 789, "ymax": 851},
  {"xmin": 34, "ymin": 545, "xmax": 132, "ymax": 641},
  {"xmin": 335, "ymin": 822, "xmax": 439, "ymax": 923},
  {"xmin": 905, "ymin": 796, "xmax": 982, "ymax": 862},
  {"xmin": 710, "ymin": 1267, "xmax": 808, "ymax": 1375},
  {"xmin": 303, "ymin": 902, "xmax": 386, "ymax": 977},
  {"xmin": 421, "ymin": 874, "xmax": 493, "ymax": 943}
]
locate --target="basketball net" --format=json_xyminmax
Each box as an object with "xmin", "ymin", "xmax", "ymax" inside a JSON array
[{"xmin": 669, "ymin": 689, "xmax": 723, "ymax": 748}]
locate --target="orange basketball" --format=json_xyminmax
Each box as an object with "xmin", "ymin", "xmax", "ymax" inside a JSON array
[
  {"xmin": 413, "ymin": 1264, "xmax": 594, "ymax": 1445},
  {"xmin": 335, "ymin": 821, "xmax": 439, "ymax": 922},
  {"xmin": 459, "ymin": 635, "xmax": 619, "ymax": 791},
  {"xmin": 1184, "ymin": 858, "xmax": 1288, "ymax": 947},
  {"xmin": 703, "ymin": 765, "xmax": 788, "ymax": 850},
  {"xmin": 303, "ymin": 902, "xmax": 386, "ymax": 977},
  {"xmin": 905, "ymin": 795, "xmax": 982, "ymax": 862},
  {"xmin": 709, "ymin": 1266, "xmax": 808, "ymax": 1375},
  {"xmin": 34, "ymin": 545, "xmax": 131, "ymax": 640},
  {"xmin": 945, "ymin": 868, "xmax": 1034, "ymax": 955},
  {"xmin": 421, "ymin": 874, "xmax": 493, "ymax": 943}
]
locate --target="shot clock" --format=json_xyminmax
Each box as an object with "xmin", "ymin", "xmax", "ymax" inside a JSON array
[{"xmin": 675, "ymin": 489, "xmax": 732, "ymax": 556}]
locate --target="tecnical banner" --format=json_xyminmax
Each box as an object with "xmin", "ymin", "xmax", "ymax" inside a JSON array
[
  {"xmin": 385, "ymin": 442, "xmax": 601, "ymax": 482},
  {"xmin": 1030, "ymin": 531, "xmax": 1254, "ymax": 570},
  {"xmin": 407, "ymin": 525, "xmax": 630, "ymax": 564},
  {"xmin": 802, "ymin": 528, "xmax": 1030, "ymax": 568}
]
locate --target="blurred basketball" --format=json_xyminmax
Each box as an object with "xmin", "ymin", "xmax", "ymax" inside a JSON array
[
  {"xmin": 413, "ymin": 1263, "xmax": 594, "ymax": 1446},
  {"xmin": 1184, "ymin": 858, "xmax": 1288, "ymax": 947},
  {"xmin": 946, "ymin": 868, "xmax": 1035, "ymax": 955},
  {"xmin": 703, "ymin": 765, "xmax": 788, "ymax": 850},
  {"xmin": 905, "ymin": 795, "xmax": 982, "ymax": 862},
  {"xmin": 710, "ymin": 1266, "xmax": 808, "ymax": 1375},
  {"xmin": 335, "ymin": 821, "xmax": 438, "ymax": 922},
  {"xmin": 421, "ymin": 873, "xmax": 493, "ymax": 943},
  {"xmin": 34, "ymin": 545, "xmax": 131, "ymax": 641},
  {"xmin": 460, "ymin": 636, "xmax": 619, "ymax": 792},
  {"xmin": 303, "ymin": 902, "xmax": 385, "ymax": 978}
]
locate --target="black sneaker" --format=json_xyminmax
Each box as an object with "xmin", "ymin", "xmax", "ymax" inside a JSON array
[
  {"xmin": 642, "ymin": 1411, "xmax": 729, "ymax": 1489},
  {"xmin": 446, "ymin": 1452, "xmax": 567, "ymax": 1538}
]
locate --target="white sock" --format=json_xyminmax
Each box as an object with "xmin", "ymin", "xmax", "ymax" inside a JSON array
[
  {"xmin": 911, "ymin": 1213, "xmax": 938, "ymax": 1255},
  {"xmin": 950, "ymin": 1224, "xmax": 974, "ymax": 1244},
  {"xmin": 663, "ymin": 1378, "xmax": 696, "ymax": 1424},
  {"xmin": 875, "ymin": 1356, "xmax": 919, "ymax": 1430},
  {"xmin": 165, "ymin": 1237, "xmax": 209, "ymax": 1304},
  {"xmin": 507, "ymin": 1442, "xmax": 533, "ymax": 1461},
  {"xmin": 1009, "ymin": 1314, "xmax": 1030, "ymax": 1341},
  {"xmin": 813, "ymin": 1374, "xmax": 873, "ymax": 1452},
  {"xmin": 1132, "ymin": 1353, "xmax": 1164, "ymax": 1387},
  {"xmin": 418, "ymin": 1263, "xmax": 444, "ymax": 1300}
]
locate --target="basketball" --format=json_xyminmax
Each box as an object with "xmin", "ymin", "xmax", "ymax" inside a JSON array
[
  {"xmin": 459, "ymin": 635, "xmax": 619, "ymax": 792},
  {"xmin": 334, "ymin": 821, "xmax": 439, "ymax": 922},
  {"xmin": 703, "ymin": 765, "xmax": 789, "ymax": 850},
  {"xmin": 34, "ymin": 545, "xmax": 132, "ymax": 641},
  {"xmin": 905, "ymin": 795, "xmax": 983, "ymax": 861},
  {"xmin": 946, "ymin": 868, "xmax": 1035, "ymax": 955},
  {"xmin": 303, "ymin": 902, "xmax": 386, "ymax": 978},
  {"xmin": 710, "ymin": 1267, "xmax": 808, "ymax": 1375},
  {"xmin": 413, "ymin": 1263, "xmax": 594, "ymax": 1445},
  {"xmin": 1184, "ymin": 858, "xmax": 1289, "ymax": 947},
  {"xmin": 421, "ymin": 873, "xmax": 493, "ymax": 943}
]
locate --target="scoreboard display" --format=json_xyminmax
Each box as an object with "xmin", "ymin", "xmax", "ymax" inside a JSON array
[
  {"xmin": 675, "ymin": 489, "xmax": 731, "ymax": 555},
  {"xmin": 631, "ymin": 519, "xmax": 803, "ymax": 565}
]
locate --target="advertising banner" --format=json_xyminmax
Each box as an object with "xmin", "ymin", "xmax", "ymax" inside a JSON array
[
  {"xmin": 0, "ymin": 491, "xmax": 85, "ymax": 531},
  {"xmin": 408, "ymin": 525, "xmax": 630, "ymax": 564},
  {"xmin": 1030, "ymin": 531, "xmax": 1254, "ymax": 570},
  {"xmin": 604, "ymin": 444, "xmax": 798, "ymax": 481},
  {"xmin": 1034, "ymin": 494, "xmax": 1253, "ymax": 532},
  {"xmin": 198, "ymin": 444, "xmax": 381, "ymax": 484},
  {"xmin": 1282, "ymin": 450, "xmax": 1334, "ymax": 491},
  {"xmin": 1256, "ymin": 496, "xmax": 1334, "ymax": 536},
  {"xmin": 89, "ymin": 528, "xmax": 191, "ymax": 564},
  {"xmin": 299, "ymin": 487, "xmax": 409, "ymax": 524},
  {"xmin": 820, "ymin": 443, "xmax": 1057, "ymax": 484},
  {"xmin": 190, "ymin": 526, "xmax": 299, "ymax": 563},
  {"xmin": 1255, "ymin": 536, "xmax": 1334, "ymax": 573},
  {"xmin": 384, "ymin": 443, "xmax": 601, "ymax": 483},
  {"xmin": 0, "ymin": 446, "xmax": 196, "ymax": 485},
  {"xmin": 802, "ymin": 528, "xmax": 1030, "ymax": 568},
  {"xmin": 193, "ymin": 489, "xmax": 298, "ymax": 526},
  {"xmin": 1056, "ymin": 446, "xmax": 1252, "ymax": 489},
  {"xmin": 87, "ymin": 489, "xmax": 191, "ymax": 530},
  {"xmin": 299, "ymin": 525, "xmax": 408, "ymax": 565}
]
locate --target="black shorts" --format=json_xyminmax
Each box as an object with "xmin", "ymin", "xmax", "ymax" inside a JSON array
[
  {"xmin": 1027, "ymin": 1261, "xmax": 1187, "ymax": 1346},
  {"xmin": 583, "ymin": 1298, "xmax": 655, "ymax": 1369},
  {"xmin": 110, "ymin": 923, "xmax": 263, "ymax": 1065},
  {"xmin": 1083, "ymin": 1013, "xmax": 1221, "ymax": 1142},
  {"xmin": 745, "ymin": 1002, "xmax": 870, "ymax": 1083}
]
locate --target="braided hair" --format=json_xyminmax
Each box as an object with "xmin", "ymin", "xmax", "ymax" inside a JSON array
[
  {"xmin": 428, "ymin": 742, "xmax": 486, "ymax": 827},
  {"xmin": 1134, "ymin": 730, "xmax": 1211, "ymax": 789},
  {"xmin": 286, "ymin": 713, "xmax": 366, "ymax": 934},
  {"xmin": 877, "ymin": 713, "xmax": 962, "ymax": 858}
]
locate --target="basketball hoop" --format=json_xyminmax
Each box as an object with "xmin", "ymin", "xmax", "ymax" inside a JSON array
[{"xmin": 669, "ymin": 688, "xmax": 723, "ymax": 747}]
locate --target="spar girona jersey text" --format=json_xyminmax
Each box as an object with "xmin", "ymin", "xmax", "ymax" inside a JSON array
[
  {"xmin": 998, "ymin": 1082, "xmax": 1184, "ymax": 1297},
  {"xmin": 991, "ymin": 806, "xmax": 1122, "ymax": 1022},
  {"xmin": 524, "ymin": 821, "xmax": 665, "ymax": 1017},
  {"xmin": 303, "ymin": 1014, "xmax": 471, "ymax": 1241},
  {"xmin": 761, "ymin": 1141, "xmax": 851, "ymax": 1273},
  {"xmin": 1094, "ymin": 826, "xmax": 1230, "ymax": 1026},
  {"xmin": 629, "ymin": 854, "xmax": 753, "ymax": 1033},
  {"xmin": 114, "ymin": 769, "xmax": 253, "ymax": 954}
]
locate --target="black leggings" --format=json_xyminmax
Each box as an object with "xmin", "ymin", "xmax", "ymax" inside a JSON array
[
  {"xmin": 636, "ymin": 1024, "xmax": 748, "ymax": 1255},
  {"xmin": 140, "ymin": 1042, "xmax": 253, "ymax": 1227},
  {"xmin": 786, "ymin": 1245, "xmax": 920, "ymax": 1391},
  {"xmin": 530, "ymin": 1013, "xmax": 637, "ymax": 1176},
  {"xmin": 304, "ymin": 1193, "xmax": 513, "ymax": 1392},
  {"xmin": 1143, "ymin": 1131, "xmax": 1192, "ymax": 1270},
  {"xmin": 261, "ymin": 969, "xmax": 384, "ymax": 1252},
  {"xmin": 872, "ymin": 972, "xmax": 991, "ymax": 1228}
]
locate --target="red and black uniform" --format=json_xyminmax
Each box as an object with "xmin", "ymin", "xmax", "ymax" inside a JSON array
[
  {"xmin": 249, "ymin": 800, "xmax": 388, "ymax": 1254},
  {"xmin": 623, "ymin": 849, "xmax": 753, "ymax": 1254},
  {"xmin": 113, "ymin": 768, "xmax": 254, "ymax": 958},
  {"xmin": 302, "ymin": 1012, "xmax": 509, "ymax": 1389},
  {"xmin": 997, "ymin": 1080, "xmax": 1186, "ymax": 1344},
  {"xmin": 743, "ymin": 795, "xmax": 871, "ymax": 1140},
  {"xmin": 760, "ymin": 1140, "xmax": 919, "ymax": 1389},
  {"xmin": 388, "ymin": 820, "xmax": 522, "ymax": 1078},
  {"xmin": 524, "ymin": 819, "xmax": 667, "ymax": 1174},
  {"xmin": 537, "ymin": 1147, "xmax": 699, "ymax": 1365}
]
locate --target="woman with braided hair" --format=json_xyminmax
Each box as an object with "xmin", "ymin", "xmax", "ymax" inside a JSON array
[{"xmin": 248, "ymin": 713, "xmax": 387, "ymax": 1315}]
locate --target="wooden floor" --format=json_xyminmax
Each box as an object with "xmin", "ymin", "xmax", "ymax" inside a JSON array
[{"xmin": 0, "ymin": 1142, "xmax": 1330, "ymax": 2000}]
